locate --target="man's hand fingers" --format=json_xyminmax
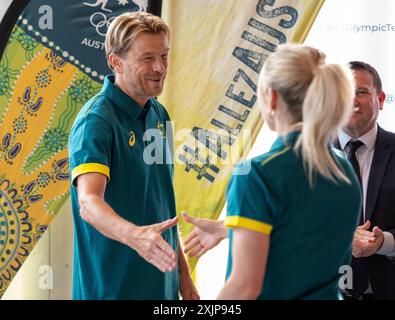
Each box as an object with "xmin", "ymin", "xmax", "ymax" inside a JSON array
[
  {"xmin": 145, "ymin": 240, "xmax": 176, "ymax": 272},
  {"xmin": 354, "ymin": 229, "xmax": 373, "ymax": 237},
  {"xmin": 358, "ymin": 220, "xmax": 371, "ymax": 230},
  {"xmin": 153, "ymin": 217, "xmax": 179, "ymax": 233},
  {"xmin": 156, "ymin": 236, "xmax": 177, "ymax": 261},
  {"xmin": 355, "ymin": 229, "xmax": 373, "ymax": 235},
  {"xmin": 147, "ymin": 254, "xmax": 173, "ymax": 273},
  {"xmin": 354, "ymin": 229, "xmax": 375, "ymax": 239},
  {"xmin": 150, "ymin": 246, "xmax": 176, "ymax": 272},
  {"xmin": 354, "ymin": 232, "xmax": 375, "ymax": 242},
  {"xmin": 146, "ymin": 255, "xmax": 167, "ymax": 273},
  {"xmin": 372, "ymin": 226, "xmax": 383, "ymax": 235}
]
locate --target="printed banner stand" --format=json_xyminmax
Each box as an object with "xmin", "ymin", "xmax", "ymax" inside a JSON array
[{"xmin": 0, "ymin": 0, "xmax": 151, "ymax": 298}]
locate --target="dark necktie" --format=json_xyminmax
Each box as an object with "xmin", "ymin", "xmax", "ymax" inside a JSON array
[
  {"xmin": 347, "ymin": 139, "xmax": 364, "ymax": 224},
  {"xmin": 347, "ymin": 140, "xmax": 364, "ymax": 187},
  {"xmin": 346, "ymin": 139, "xmax": 369, "ymax": 298}
]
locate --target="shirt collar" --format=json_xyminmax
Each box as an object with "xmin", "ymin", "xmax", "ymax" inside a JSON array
[
  {"xmin": 100, "ymin": 75, "xmax": 152, "ymax": 120},
  {"xmin": 338, "ymin": 124, "xmax": 377, "ymax": 152},
  {"xmin": 271, "ymin": 130, "xmax": 300, "ymax": 151}
]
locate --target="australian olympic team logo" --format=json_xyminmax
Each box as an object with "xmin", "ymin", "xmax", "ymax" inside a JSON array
[
  {"xmin": 83, "ymin": 0, "xmax": 147, "ymax": 36},
  {"xmin": 89, "ymin": 12, "xmax": 116, "ymax": 36},
  {"xmin": 157, "ymin": 122, "xmax": 165, "ymax": 138}
]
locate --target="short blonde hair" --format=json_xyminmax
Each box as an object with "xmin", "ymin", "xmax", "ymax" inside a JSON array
[
  {"xmin": 258, "ymin": 44, "xmax": 355, "ymax": 186},
  {"xmin": 105, "ymin": 12, "xmax": 170, "ymax": 66}
]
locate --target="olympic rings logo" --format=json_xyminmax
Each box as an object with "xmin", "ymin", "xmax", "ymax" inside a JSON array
[{"xmin": 89, "ymin": 12, "xmax": 115, "ymax": 37}]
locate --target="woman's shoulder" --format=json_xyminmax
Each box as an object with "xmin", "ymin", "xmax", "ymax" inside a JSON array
[
  {"xmin": 252, "ymin": 145, "xmax": 294, "ymax": 170},
  {"xmin": 330, "ymin": 146, "xmax": 352, "ymax": 169},
  {"xmin": 234, "ymin": 145, "xmax": 294, "ymax": 179}
]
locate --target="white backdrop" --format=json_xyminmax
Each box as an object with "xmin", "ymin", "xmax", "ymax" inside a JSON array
[{"xmin": 0, "ymin": 1, "xmax": 10, "ymax": 19}]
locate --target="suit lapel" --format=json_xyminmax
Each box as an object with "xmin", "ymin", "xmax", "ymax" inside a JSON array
[{"xmin": 365, "ymin": 127, "xmax": 393, "ymax": 220}]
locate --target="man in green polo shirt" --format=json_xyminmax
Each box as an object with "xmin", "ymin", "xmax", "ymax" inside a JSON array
[{"xmin": 68, "ymin": 12, "xmax": 198, "ymax": 300}]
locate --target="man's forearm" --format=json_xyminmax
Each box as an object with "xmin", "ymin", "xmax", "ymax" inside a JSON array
[
  {"xmin": 79, "ymin": 193, "xmax": 134, "ymax": 245},
  {"xmin": 75, "ymin": 173, "xmax": 178, "ymax": 273}
]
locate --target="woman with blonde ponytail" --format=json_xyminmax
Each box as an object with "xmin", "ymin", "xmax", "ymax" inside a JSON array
[
  {"xmin": 183, "ymin": 44, "xmax": 362, "ymax": 299},
  {"xmin": 214, "ymin": 44, "xmax": 363, "ymax": 299},
  {"xmin": 184, "ymin": 44, "xmax": 362, "ymax": 299}
]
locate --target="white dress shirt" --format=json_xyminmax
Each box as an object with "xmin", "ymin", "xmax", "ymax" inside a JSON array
[{"xmin": 338, "ymin": 125, "xmax": 395, "ymax": 257}]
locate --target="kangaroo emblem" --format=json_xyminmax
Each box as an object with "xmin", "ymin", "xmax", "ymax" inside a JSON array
[{"xmin": 131, "ymin": 0, "xmax": 147, "ymax": 11}]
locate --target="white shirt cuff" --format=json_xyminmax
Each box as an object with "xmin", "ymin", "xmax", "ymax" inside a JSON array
[{"xmin": 376, "ymin": 232, "xmax": 395, "ymax": 257}]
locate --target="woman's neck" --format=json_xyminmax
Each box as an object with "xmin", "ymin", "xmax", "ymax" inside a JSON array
[{"xmin": 276, "ymin": 121, "xmax": 302, "ymax": 137}]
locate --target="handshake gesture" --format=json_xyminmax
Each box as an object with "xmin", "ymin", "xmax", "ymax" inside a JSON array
[{"xmin": 128, "ymin": 211, "xmax": 228, "ymax": 272}]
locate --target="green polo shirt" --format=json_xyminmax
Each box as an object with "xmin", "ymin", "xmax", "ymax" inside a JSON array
[
  {"xmin": 68, "ymin": 75, "xmax": 178, "ymax": 300},
  {"xmin": 225, "ymin": 131, "xmax": 362, "ymax": 300}
]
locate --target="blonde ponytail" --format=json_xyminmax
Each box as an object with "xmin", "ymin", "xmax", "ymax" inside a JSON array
[
  {"xmin": 258, "ymin": 43, "xmax": 355, "ymax": 186},
  {"xmin": 297, "ymin": 63, "xmax": 355, "ymax": 185}
]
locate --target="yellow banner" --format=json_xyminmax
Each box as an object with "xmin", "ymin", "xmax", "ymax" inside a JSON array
[{"xmin": 160, "ymin": 0, "xmax": 324, "ymax": 270}]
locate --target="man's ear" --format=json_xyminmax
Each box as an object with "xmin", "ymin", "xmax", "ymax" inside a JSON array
[
  {"xmin": 108, "ymin": 54, "xmax": 123, "ymax": 73},
  {"xmin": 378, "ymin": 91, "xmax": 386, "ymax": 110}
]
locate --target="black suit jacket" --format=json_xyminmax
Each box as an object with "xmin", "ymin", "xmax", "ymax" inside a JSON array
[{"xmin": 337, "ymin": 126, "xmax": 395, "ymax": 299}]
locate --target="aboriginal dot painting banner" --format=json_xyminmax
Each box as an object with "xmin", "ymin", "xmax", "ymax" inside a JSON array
[
  {"xmin": 160, "ymin": 0, "xmax": 325, "ymax": 271},
  {"xmin": 0, "ymin": 0, "xmax": 148, "ymax": 297}
]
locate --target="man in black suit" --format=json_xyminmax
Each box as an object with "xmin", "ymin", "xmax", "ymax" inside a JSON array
[{"xmin": 339, "ymin": 61, "xmax": 395, "ymax": 300}]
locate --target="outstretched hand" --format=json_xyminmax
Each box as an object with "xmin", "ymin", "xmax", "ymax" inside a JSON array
[
  {"xmin": 128, "ymin": 217, "xmax": 179, "ymax": 272},
  {"xmin": 182, "ymin": 211, "xmax": 228, "ymax": 258}
]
